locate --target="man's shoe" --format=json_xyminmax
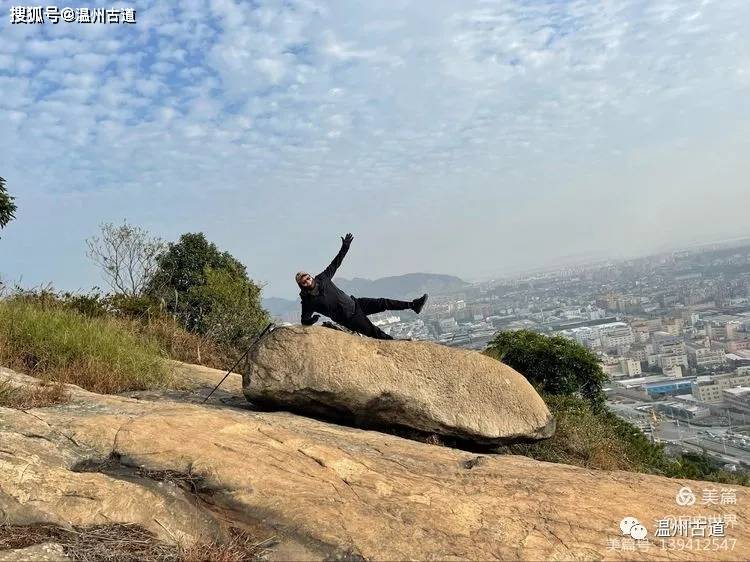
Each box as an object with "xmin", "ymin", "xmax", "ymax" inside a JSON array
[{"xmin": 412, "ymin": 293, "xmax": 428, "ymax": 314}]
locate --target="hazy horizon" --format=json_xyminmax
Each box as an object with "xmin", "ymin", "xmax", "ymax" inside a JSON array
[{"xmin": 2, "ymin": 1, "xmax": 749, "ymax": 300}]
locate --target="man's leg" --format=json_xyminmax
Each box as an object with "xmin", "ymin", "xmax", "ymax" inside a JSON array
[
  {"xmin": 345, "ymin": 312, "xmax": 394, "ymax": 340},
  {"xmin": 356, "ymin": 297, "xmax": 413, "ymax": 316}
]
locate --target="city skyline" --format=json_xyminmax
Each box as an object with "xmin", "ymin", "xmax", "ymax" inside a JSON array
[{"xmin": 2, "ymin": 0, "xmax": 750, "ymax": 299}]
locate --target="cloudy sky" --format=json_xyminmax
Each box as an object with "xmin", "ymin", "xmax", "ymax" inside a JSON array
[{"xmin": 1, "ymin": 0, "xmax": 749, "ymax": 299}]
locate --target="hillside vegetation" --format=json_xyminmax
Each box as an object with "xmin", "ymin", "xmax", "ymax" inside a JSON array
[
  {"xmin": 0, "ymin": 222, "xmax": 271, "ymax": 400},
  {"xmin": 486, "ymin": 330, "xmax": 748, "ymax": 486}
]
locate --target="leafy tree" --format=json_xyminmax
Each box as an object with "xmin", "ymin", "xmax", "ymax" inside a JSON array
[
  {"xmin": 187, "ymin": 267, "xmax": 268, "ymax": 346},
  {"xmin": 0, "ymin": 176, "xmax": 17, "ymax": 236},
  {"xmin": 86, "ymin": 221, "xmax": 166, "ymax": 296},
  {"xmin": 147, "ymin": 233, "xmax": 269, "ymax": 345},
  {"xmin": 148, "ymin": 233, "xmax": 246, "ymax": 297},
  {"xmin": 485, "ymin": 330, "xmax": 608, "ymax": 410}
]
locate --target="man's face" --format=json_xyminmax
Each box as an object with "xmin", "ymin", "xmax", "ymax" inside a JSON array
[{"xmin": 298, "ymin": 273, "xmax": 315, "ymax": 289}]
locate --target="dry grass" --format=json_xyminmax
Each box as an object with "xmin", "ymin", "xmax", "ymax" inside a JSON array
[
  {"xmin": 0, "ymin": 523, "xmax": 176, "ymax": 561},
  {"xmin": 495, "ymin": 394, "xmax": 664, "ymax": 471},
  {"xmin": 0, "ymin": 299, "xmax": 171, "ymax": 394},
  {"xmin": 137, "ymin": 316, "xmax": 238, "ymax": 371},
  {"xmin": 180, "ymin": 528, "xmax": 274, "ymax": 562},
  {"xmin": 73, "ymin": 454, "xmax": 210, "ymax": 497},
  {"xmin": 0, "ymin": 377, "xmax": 69, "ymax": 409},
  {"xmin": 0, "ymin": 523, "xmax": 272, "ymax": 562}
]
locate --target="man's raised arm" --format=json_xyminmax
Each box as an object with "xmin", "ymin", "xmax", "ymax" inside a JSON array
[{"xmin": 321, "ymin": 233, "xmax": 353, "ymax": 279}]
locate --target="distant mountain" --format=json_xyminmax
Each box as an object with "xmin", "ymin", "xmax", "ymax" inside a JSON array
[
  {"xmin": 262, "ymin": 297, "xmax": 299, "ymax": 322},
  {"xmin": 336, "ymin": 273, "xmax": 468, "ymax": 300}
]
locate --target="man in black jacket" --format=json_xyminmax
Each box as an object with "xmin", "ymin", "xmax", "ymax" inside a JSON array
[{"xmin": 296, "ymin": 233, "xmax": 428, "ymax": 340}]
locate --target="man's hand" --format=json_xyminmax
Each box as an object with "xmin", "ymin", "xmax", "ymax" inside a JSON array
[{"xmin": 341, "ymin": 233, "xmax": 354, "ymax": 247}]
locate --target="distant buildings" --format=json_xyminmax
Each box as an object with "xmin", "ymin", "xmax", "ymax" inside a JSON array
[
  {"xmin": 611, "ymin": 375, "xmax": 694, "ymax": 399},
  {"xmin": 655, "ymin": 400, "xmax": 710, "ymax": 421},
  {"xmin": 722, "ymin": 387, "xmax": 750, "ymax": 416},
  {"xmin": 559, "ymin": 321, "xmax": 634, "ymax": 350},
  {"xmin": 687, "ymin": 345, "xmax": 727, "ymax": 370},
  {"xmin": 691, "ymin": 371, "xmax": 750, "ymax": 403}
]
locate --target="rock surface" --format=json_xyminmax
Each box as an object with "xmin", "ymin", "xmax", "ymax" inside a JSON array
[
  {"xmin": 0, "ymin": 370, "xmax": 220, "ymax": 548},
  {"xmin": 2, "ymin": 365, "xmax": 748, "ymax": 561},
  {"xmin": 243, "ymin": 325, "xmax": 555, "ymax": 444}
]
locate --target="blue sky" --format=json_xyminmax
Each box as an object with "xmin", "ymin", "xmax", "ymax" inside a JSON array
[{"xmin": 1, "ymin": 0, "xmax": 749, "ymax": 299}]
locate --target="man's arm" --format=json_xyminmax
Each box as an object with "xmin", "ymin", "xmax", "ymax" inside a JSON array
[
  {"xmin": 301, "ymin": 299, "xmax": 320, "ymax": 326},
  {"xmin": 320, "ymin": 233, "xmax": 353, "ymax": 279}
]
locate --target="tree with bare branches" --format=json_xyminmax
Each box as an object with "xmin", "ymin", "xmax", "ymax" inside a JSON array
[{"xmin": 86, "ymin": 221, "xmax": 166, "ymax": 296}]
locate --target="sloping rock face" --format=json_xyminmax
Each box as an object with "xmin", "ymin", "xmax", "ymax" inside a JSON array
[
  {"xmin": 243, "ymin": 325, "xmax": 555, "ymax": 444},
  {"xmin": 0, "ymin": 370, "xmax": 220, "ymax": 547},
  {"xmin": 2, "ymin": 365, "xmax": 749, "ymax": 561}
]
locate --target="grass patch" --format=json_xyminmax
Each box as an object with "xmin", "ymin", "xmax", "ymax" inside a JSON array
[
  {"xmin": 0, "ymin": 523, "xmax": 271, "ymax": 562},
  {"xmin": 136, "ymin": 316, "xmax": 237, "ymax": 372},
  {"xmin": 496, "ymin": 394, "xmax": 667, "ymax": 471},
  {"xmin": 4, "ymin": 288, "xmax": 241, "ymax": 373},
  {"xmin": 180, "ymin": 528, "xmax": 274, "ymax": 562},
  {"xmin": 0, "ymin": 377, "xmax": 69, "ymax": 409},
  {"xmin": 0, "ymin": 299, "xmax": 171, "ymax": 394}
]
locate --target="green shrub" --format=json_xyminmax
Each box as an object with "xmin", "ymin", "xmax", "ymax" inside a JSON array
[
  {"xmin": 7, "ymin": 287, "xmax": 238, "ymax": 372},
  {"xmin": 146, "ymin": 232, "xmax": 269, "ymax": 347},
  {"xmin": 62, "ymin": 290, "xmax": 110, "ymax": 318},
  {"xmin": 105, "ymin": 292, "xmax": 161, "ymax": 320},
  {"xmin": 0, "ymin": 298, "xmax": 170, "ymax": 393},
  {"xmin": 185, "ymin": 266, "xmax": 268, "ymax": 349},
  {"xmin": 485, "ymin": 329, "xmax": 608, "ymax": 409},
  {"xmin": 58, "ymin": 290, "xmax": 159, "ymax": 320}
]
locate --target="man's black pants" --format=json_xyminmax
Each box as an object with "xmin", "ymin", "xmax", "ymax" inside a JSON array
[{"xmin": 344, "ymin": 297, "xmax": 412, "ymax": 340}]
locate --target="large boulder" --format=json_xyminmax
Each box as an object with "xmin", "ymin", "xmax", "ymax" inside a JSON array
[{"xmin": 243, "ymin": 325, "xmax": 555, "ymax": 444}]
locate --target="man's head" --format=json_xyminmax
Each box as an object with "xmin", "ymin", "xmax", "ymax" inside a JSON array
[{"xmin": 296, "ymin": 271, "xmax": 315, "ymax": 290}]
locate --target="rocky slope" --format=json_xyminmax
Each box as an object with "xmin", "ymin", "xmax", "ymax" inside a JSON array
[{"xmin": 1, "ymin": 364, "xmax": 748, "ymax": 561}]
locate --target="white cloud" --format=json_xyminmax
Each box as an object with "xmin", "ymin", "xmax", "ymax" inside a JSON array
[{"xmin": 0, "ymin": 0, "xmax": 749, "ymax": 296}]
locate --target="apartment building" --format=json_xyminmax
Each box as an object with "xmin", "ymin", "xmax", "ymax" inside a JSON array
[
  {"xmin": 691, "ymin": 372, "xmax": 750, "ymax": 403},
  {"xmin": 619, "ymin": 358, "xmax": 642, "ymax": 377},
  {"xmin": 600, "ymin": 322, "xmax": 635, "ymax": 348},
  {"xmin": 722, "ymin": 387, "xmax": 750, "ymax": 415},
  {"xmin": 659, "ymin": 352, "xmax": 688, "ymax": 370}
]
